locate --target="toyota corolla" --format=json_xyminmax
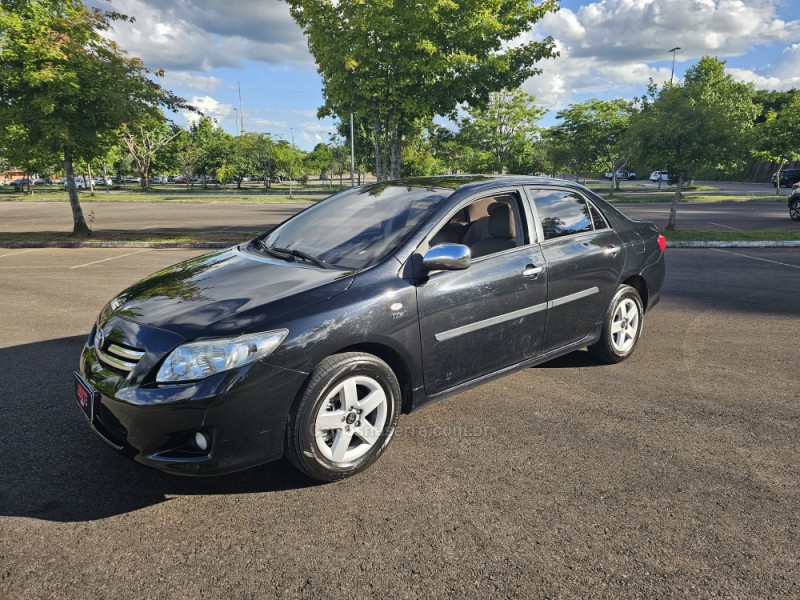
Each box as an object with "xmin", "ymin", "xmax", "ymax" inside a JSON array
[{"xmin": 75, "ymin": 175, "xmax": 666, "ymax": 481}]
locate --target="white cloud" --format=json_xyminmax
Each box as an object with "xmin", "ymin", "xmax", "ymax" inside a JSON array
[
  {"xmin": 183, "ymin": 95, "xmax": 233, "ymax": 126},
  {"xmin": 161, "ymin": 71, "xmax": 222, "ymax": 92},
  {"xmin": 728, "ymin": 44, "xmax": 800, "ymax": 90},
  {"xmin": 525, "ymin": 0, "xmax": 800, "ymax": 108},
  {"xmin": 94, "ymin": 0, "xmax": 312, "ymax": 72}
]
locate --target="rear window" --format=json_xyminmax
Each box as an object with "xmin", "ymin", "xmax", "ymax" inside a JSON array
[{"xmin": 530, "ymin": 190, "xmax": 594, "ymax": 240}]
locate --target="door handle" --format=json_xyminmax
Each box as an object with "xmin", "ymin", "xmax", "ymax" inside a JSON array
[
  {"xmin": 522, "ymin": 265, "xmax": 544, "ymax": 277},
  {"xmin": 606, "ymin": 245, "xmax": 621, "ymax": 256}
]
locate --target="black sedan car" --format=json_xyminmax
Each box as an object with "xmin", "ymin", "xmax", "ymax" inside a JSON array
[{"xmin": 75, "ymin": 176, "xmax": 666, "ymax": 481}]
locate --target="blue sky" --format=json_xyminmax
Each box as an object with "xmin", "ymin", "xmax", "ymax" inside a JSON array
[{"xmin": 96, "ymin": 0, "xmax": 800, "ymax": 150}]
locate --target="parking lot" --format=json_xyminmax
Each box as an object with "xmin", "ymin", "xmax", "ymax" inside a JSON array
[
  {"xmin": 0, "ymin": 197, "xmax": 797, "ymax": 236},
  {"xmin": 1, "ymin": 246, "xmax": 798, "ymax": 598}
]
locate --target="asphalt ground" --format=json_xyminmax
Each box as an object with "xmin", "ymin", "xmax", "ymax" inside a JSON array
[
  {"xmin": 0, "ymin": 197, "xmax": 797, "ymax": 236},
  {"xmin": 0, "ymin": 247, "xmax": 798, "ymax": 598}
]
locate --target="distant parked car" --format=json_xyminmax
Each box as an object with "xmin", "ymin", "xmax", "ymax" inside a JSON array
[
  {"xmin": 9, "ymin": 178, "xmax": 32, "ymax": 186},
  {"xmin": 771, "ymin": 169, "xmax": 800, "ymax": 188},
  {"xmin": 64, "ymin": 176, "xmax": 89, "ymax": 189},
  {"xmin": 789, "ymin": 183, "xmax": 800, "ymax": 221},
  {"xmin": 123, "ymin": 176, "xmax": 141, "ymax": 184},
  {"xmin": 649, "ymin": 171, "xmax": 669, "ymax": 182},
  {"xmin": 94, "ymin": 177, "xmax": 112, "ymax": 186},
  {"xmin": 605, "ymin": 170, "xmax": 636, "ymax": 181},
  {"xmin": 151, "ymin": 176, "xmax": 167, "ymax": 184}
]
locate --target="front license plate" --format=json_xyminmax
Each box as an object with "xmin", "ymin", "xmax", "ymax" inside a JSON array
[{"xmin": 74, "ymin": 372, "xmax": 97, "ymax": 421}]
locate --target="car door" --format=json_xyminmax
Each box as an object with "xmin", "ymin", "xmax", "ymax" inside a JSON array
[
  {"xmin": 525, "ymin": 187, "xmax": 626, "ymax": 354},
  {"xmin": 414, "ymin": 189, "xmax": 548, "ymax": 396}
]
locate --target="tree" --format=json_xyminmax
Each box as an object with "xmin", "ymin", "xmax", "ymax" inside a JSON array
[
  {"xmin": 229, "ymin": 132, "xmax": 277, "ymax": 188},
  {"xmin": 0, "ymin": 0, "xmax": 189, "ymax": 234},
  {"xmin": 287, "ymin": 0, "xmax": 557, "ymax": 180},
  {"xmin": 120, "ymin": 113, "xmax": 182, "ymax": 188},
  {"xmin": 273, "ymin": 141, "xmax": 304, "ymax": 198},
  {"xmin": 190, "ymin": 117, "xmax": 233, "ymax": 188},
  {"xmin": 627, "ymin": 57, "xmax": 758, "ymax": 230},
  {"xmin": 457, "ymin": 88, "xmax": 545, "ymax": 174},
  {"xmin": 752, "ymin": 92, "xmax": 800, "ymax": 194},
  {"xmin": 551, "ymin": 99, "xmax": 636, "ymax": 195}
]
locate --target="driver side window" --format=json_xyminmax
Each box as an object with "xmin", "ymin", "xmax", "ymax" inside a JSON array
[{"xmin": 429, "ymin": 192, "xmax": 528, "ymax": 259}]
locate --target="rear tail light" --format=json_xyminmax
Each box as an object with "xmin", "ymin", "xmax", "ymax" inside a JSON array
[{"xmin": 657, "ymin": 235, "xmax": 667, "ymax": 252}]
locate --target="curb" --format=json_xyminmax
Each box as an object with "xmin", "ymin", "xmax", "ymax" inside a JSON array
[{"xmin": 666, "ymin": 241, "xmax": 800, "ymax": 248}]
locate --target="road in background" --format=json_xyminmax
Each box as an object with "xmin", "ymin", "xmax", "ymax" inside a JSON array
[
  {"xmin": 1, "ymin": 197, "xmax": 796, "ymax": 236},
  {"xmin": 1, "ymin": 248, "xmax": 798, "ymax": 598}
]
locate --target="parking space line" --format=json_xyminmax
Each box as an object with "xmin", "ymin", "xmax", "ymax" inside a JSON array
[
  {"xmin": 139, "ymin": 225, "xmax": 159, "ymax": 230},
  {"xmin": 712, "ymin": 249, "xmax": 800, "ymax": 270},
  {"xmin": 69, "ymin": 249, "xmax": 151, "ymax": 269},
  {"xmin": 0, "ymin": 249, "xmax": 39, "ymax": 259},
  {"xmin": 708, "ymin": 221, "xmax": 739, "ymax": 230}
]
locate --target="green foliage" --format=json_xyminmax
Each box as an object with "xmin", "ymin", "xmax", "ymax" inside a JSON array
[
  {"xmin": 626, "ymin": 56, "xmax": 759, "ymax": 228},
  {"xmin": 752, "ymin": 91, "xmax": 800, "ymax": 193},
  {"xmin": 287, "ymin": 0, "xmax": 558, "ymax": 179},
  {"xmin": 120, "ymin": 112, "xmax": 182, "ymax": 187},
  {"xmin": 189, "ymin": 117, "xmax": 233, "ymax": 187},
  {"xmin": 216, "ymin": 163, "xmax": 238, "ymax": 188},
  {"xmin": 273, "ymin": 140, "xmax": 304, "ymax": 197},
  {"xmin": 550, "ymin": 99, "xmax": 635, "ymax": 191},
  {"xmin": 232, "ymin": 132, "xmax": 276, "ymax": 187},
  {"xmin": 0, "ymin": 0, "xmax": 190, "ymax": 233},
  {"xmin": 456, "ymin": 88, "xmax": 545, "ymax": 174}
]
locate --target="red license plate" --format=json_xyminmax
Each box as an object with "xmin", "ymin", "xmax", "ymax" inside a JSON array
[{"xmin": 74, "ymin": 372, "xmax": 96, "ymax": 421}]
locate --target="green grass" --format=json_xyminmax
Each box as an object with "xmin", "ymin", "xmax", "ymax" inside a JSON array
[
  {"xmin": 663, "ymin": 229, "xmax": 800, "ymax": 242},
  {"xmin": 0, "ymin": 190, "xmax": 320, "ymax": 203},
  {"xmin": 605, "ymin": 193, "xmax": 782, "ymax": 203}
]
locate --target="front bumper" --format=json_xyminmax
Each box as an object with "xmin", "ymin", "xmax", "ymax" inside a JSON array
[{"xmin": 77, "ymin": 316, "xmax": 308, "ymax": 475}]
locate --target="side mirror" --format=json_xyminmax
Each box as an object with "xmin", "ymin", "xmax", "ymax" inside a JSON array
[{"xmin": 422, "ymin": 243, "xmax": 471, "ymax": 271}]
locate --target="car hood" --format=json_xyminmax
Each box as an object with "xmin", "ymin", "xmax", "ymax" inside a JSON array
[{"xmin": 104, "ymin": 247, "xmax": 354, "ymax": 339}]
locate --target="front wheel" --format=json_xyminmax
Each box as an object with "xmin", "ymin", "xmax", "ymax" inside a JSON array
[
  {"xmin": 789, "ymin": 198, "xmax": 800, "ymax": 221},
  {"xmin": 286, "ymin": 352, "xmax": 401, "ymax": 482},
  {"xmin": 589, "ymin": 285, "xmax": 644, "ymax": 364}
]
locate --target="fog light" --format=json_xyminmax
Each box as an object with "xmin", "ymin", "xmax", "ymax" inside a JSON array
[{"xmin": 194, "ymin": 431, "xmax": 210, "ymax": 451}]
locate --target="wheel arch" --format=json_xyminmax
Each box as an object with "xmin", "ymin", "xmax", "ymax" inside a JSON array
[
  {"xmin": 331, "ymin": 342, "xmax": 416, "ymax": 414},
  {"xmin": 622, "ymin": 274, "xmax": 649, "ymax": 311}
]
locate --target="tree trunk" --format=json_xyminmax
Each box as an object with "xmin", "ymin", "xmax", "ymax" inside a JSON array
[
  {"xmin": 87, "ymin": 163, "xmax": 95, "ymax": 194},
  {"xmin": 64, "ymin": 150, "xmax": 91, "ymax": 236},
  {"xmin": 373, "ymin": 112, "xmax": 383, "ymax": 181},
  {"xmin": 665, "ymin": 173, "xmax": 684, "ymax": 231},
  {"xmin": 393, "ymin": 117, "xmax": 403, "ymax": 179},
  {"xmin": 775, "ymin": 163, "xmax": 783, "ymax": 195}
]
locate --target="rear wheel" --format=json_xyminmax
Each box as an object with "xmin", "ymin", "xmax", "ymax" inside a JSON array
[
  {"xmin": 589, "ymin": 285, "xmax": 644, "ymax": 364},
  {"xmin": 789, "ymin": 198, "xmax": 800, "ymax": 221},
  {"xmin": 286, "ymin": 352, "xmax": 401, "ymax": 482}
]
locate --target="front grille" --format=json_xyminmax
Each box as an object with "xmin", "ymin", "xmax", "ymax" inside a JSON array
[{"xmin": 96, "ymin": 341, "xmax": 145, "ymax": 373}]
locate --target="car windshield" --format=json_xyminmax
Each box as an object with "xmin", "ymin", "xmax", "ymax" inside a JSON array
[{"xmin": 254, "ymin": 183, "xmax": 454, "ymax": 270}]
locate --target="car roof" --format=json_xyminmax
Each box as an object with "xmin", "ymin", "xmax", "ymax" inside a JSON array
[{"xmin": 373, "ymin": 174, "xmax": 593, "ymax": 197}]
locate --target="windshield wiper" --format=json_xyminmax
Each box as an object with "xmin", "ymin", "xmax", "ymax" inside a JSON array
[{"xmin": 258, "ymin": 241, "xmax": 332, "ymax": 270}]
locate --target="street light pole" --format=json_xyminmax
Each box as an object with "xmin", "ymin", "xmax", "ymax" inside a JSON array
[{"xmin": 669, "ymin": 47, "xmax": 681, "ymax": 85}]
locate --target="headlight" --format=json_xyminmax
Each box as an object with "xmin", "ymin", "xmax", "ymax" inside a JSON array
[{"xmin": 156, "ymin": 329, "xmax": 288, "ymax": 383}]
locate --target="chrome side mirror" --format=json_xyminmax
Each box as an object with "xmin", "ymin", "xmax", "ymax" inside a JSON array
[{"xmin": 422, "ymin": 243, "xmax": 471, "ymax": 271}]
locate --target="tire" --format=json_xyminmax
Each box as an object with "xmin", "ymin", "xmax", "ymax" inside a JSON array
[
  {"xmin": 790, "ymin": 199, "xmax": 800, "ymax": 221},
  {"xmin": 286, "ymin": 352, "xmax": 401, "ymax": 482},
  {"xmin": 588, "ymin": 285, "xmax": 644, "ymax": 364}
]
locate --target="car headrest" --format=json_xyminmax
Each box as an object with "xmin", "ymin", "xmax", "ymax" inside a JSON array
[{"xmin": 487, "ymin": 203, "xmax": 514, "ymax": 239}]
